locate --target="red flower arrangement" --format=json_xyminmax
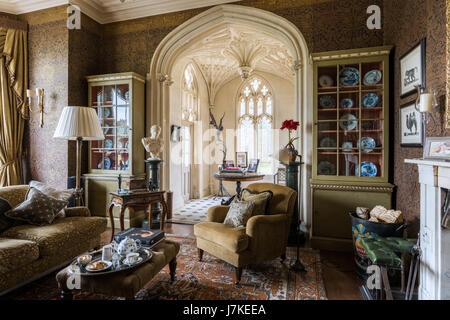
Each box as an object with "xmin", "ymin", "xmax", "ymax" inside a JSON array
[{"xmin": 281, "ymin": 120, "xmax": 300, "ymax": 145}]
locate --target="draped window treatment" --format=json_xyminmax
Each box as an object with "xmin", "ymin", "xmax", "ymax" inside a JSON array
[{"xmin": 0, "ymin": 28, "xmax": 28, "ymax": 187}]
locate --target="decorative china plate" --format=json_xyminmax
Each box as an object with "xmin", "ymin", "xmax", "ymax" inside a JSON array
[
  {"xmin": 105, "ymin": 139, "xmax": 113, "ymax": 149},
  {"xmin": 320, "ymin": 137, "xmax": 337, "ymax": 149},
  {"xmin": 339, "ymin": 67, "xmax": 359, "ymax": 86},
  {"xmin": 342, "ymin": 142, "xmax": 354, "ymax": 152},
  {"xmin": 356, "ymin": 161, "xmax": 378, "ymax": 177},
  {"xmin": 319, "ymin": 95, "xmax": 336, "ymax": 109},
  {"xmin": 339, "ymin": 114, "xmax": 358, "ymax": 131},
  {"xmin": 319, "ymin": 75, "xmax": 334, "ymax": 87},
  {"xmin": 318, "ymin": 161, "xmax": 336, "ymax": 175},
  {"xmin": 340, "ymin": 98, "xmax": 354, "ymax": 109},
  {"xmin": 362, "ymin": 93, "xmax": 379, "ymax": 108},
  {"xmin": 363, "ymin": 70, "xmax": 382, "ymax": 85},
  {"xmin": 358, "ymin": 137, "xmax": 376, "ymax": 153},
  {"xmin": 104, "ymin": 157, "xmax": 111, "ymax": 170},
  {"xmin": 85, "ymin": 260, "xmax": 112, "ymax": 273}
]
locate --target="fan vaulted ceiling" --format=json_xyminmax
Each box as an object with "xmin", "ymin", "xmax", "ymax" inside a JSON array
[
  {"xmin": 180, "ymin": 25, "xmax": 295, "ymax": 105},
  {"xmin": 0, "ymin": 0, "xmax": 240, "ymax": 23}
]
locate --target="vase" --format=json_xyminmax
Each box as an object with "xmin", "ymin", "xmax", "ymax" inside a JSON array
[{"xmin": 286, "ymin": 143, "xmax": 299, "ymax": 163}]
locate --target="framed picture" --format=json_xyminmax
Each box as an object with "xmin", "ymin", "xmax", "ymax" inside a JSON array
[
  {"xmin": 170, "ymin": 125, "xmax": 181, "ymax": 142},
  {"xmin": 399, "ymin": 101, "xmax": 424, "ymax": 147},
  {"xmin": 399, "ymin": 38, "xmax": 426, "ymax": 98},
  {"xmin": 236, "ymin": 152, "xmax": 248, "ymax": 168},
  {"xmin": 423, "ymin": 137, "xmax": 450, "ymax": 161},
  {"xmin": 247, "ymin": 159, "xmax": 260, "ymax": 173},
  {"xmin": 223, "ymin": 160, "xmax": 235, "ymax": 168}
]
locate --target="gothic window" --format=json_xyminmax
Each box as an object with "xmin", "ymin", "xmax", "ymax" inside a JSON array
[
  {"xmin": 182, "ymin": 64, "xmax": 198, "ymax": 122},
  {"xmin": 237, "ymin": 77, "xmax": 274, "ymax": 174}
]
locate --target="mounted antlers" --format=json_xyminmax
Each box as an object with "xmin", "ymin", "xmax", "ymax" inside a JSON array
[{"xmin": 209, "ymin": 108, "xmax": 224, "ymax": 132}]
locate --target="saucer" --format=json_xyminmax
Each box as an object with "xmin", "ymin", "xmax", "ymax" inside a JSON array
[{"xmin": 123, "ymin": 256, "xmax": 143, "ymax": 266}]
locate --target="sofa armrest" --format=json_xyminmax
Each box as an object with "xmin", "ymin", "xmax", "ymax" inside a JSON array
[
  {"xmin": 64, "ymin": 207, "xmax": 91, "ymax": 217},
  {"xmin": 246, "ymin": 214, "xmax": 288, "ymax": 257},
  {"xmin": 206, "ymin": 206, "xmax": 230, "ymax": 223}
]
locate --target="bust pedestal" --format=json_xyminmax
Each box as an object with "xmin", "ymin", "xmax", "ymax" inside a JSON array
[{"xmin": 143, "ymin": 159, "xmax": 163, "ymax": 229}]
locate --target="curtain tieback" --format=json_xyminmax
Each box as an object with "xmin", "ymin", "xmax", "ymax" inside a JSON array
[{"xmin": 0, "ymin": 158, "xmax": 18, "ymax": 170}]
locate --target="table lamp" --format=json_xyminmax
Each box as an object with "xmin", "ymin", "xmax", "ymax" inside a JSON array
[{"xmin": 54, "ymin": 106, "xmax": 104, "ymax": 206}]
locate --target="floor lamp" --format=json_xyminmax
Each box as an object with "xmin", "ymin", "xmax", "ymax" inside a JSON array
[{"xmin": 54, "ymin": 106, "xmax": 104, "ymax": 206}]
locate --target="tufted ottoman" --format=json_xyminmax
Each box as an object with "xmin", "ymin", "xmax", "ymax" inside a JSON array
[{"xmin": 56, "ymin": 239, "xmax": 180, "ymax": 300}]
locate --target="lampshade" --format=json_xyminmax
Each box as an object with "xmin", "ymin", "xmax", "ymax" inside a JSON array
[{"xmin": 53, "ymin": 106, "xmax": 105, "ymax": 141}]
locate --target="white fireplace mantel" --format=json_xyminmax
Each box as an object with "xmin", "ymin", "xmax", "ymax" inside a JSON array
[{"xmin": 405, "ymin": 158, "xmax": 450, "ymax": 300}]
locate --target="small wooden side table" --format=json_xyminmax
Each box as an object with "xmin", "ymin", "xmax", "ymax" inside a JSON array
[
  {"xmin": 108, "ymin": 190, "xmax": 168, "ymax": 242},
  {"xmin": 213, "ymin": 173, "xmax": 265, "ymax": 205}
]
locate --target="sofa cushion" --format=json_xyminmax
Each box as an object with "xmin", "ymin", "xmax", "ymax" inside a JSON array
[
  {"xmin": 0, "ymin": 238, "xmax": 39, "ymax": 273},
  {"xmin": 29, "ymin": 181, "xmax": 75, "ymax": 218},
  {"xmin": 194, "ymin": 222, "xmax": 248, "ymax": 253},
  {"xmin": 5, "ymin": 187, "xmax": 68, "ymax": 226},
  {"xmin": 1, "ymin": 216, "xmax": 106, "ymax": 257},
  {"xmin": 0, "ymin": 197, "xmax": 13, "ymax": 234},
  {"xmin": 223, "ymin": 200, "xmax": 255, "ymax": 227}
]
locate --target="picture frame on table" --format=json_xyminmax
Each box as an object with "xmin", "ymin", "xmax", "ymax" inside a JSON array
[
  {"xmin": 236, "ymin": 152, "xmax": 248, "ymax": 168},
  {"xmin": 170, "ymin": 125, "xmax": 181, "ymax": 142},
  {"xmin": 399, "ymin": 101, "xmax": 424, "ymax": 147},
  {"xmin": 247, "ymin": 159, "xmax": 260, "ymax": 173},
  {"xmin": 423, "ymin": 137, "xmax": 450, "ymax": 161},
  {"xmin": 399, "ymin": 38, "xmax": 426, "ymax": 98}
]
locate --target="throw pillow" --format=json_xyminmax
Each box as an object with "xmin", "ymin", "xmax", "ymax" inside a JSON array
[
  {"xmin": 223, "ymin": 200, "xmax": 255, "ymax": 228},
  {"xmin": 0, "ymin": 197, "xmax": 13, "ymax": 234},
  {"xmin": 29, "ymin": 180, "xmax": 74, "ymax": 218},
  {"xmin": 5, "ymin": 187, "xmax": 69, "ymax": 226},
  {"xmin": 240, "ymin": 189, "xmax": 273, "ymax": 216}
]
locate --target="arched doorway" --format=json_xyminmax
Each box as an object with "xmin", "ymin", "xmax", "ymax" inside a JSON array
[{"xmin": 147, "ymin": 4, "xmax": 313, "ymax": 228}]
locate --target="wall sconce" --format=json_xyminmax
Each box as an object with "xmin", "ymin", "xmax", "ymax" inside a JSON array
[
  {"xmin": 27, "ymin": 88, "xmax": 44, "ymax": 127},
  {"xmin": 414, "ymin": 85, "xmax": 439, "ymax": 124}
]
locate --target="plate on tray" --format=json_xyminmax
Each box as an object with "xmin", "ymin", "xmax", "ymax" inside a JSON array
[
  {"xmin": 356, "ymin": 161, "xmax": 378, "ymax": 177},
  {"xmin": 319, "ymin": 95, "xmax": 336, "ymax": 109},
  {"xmin": 363, "ymin": 70, "xmax": 382, "ymax": 85},
  {"xmin": 85, "ymin": 260, "xmax": 112, "ymax": 273},
  {"xmin": 362, "ymin": 93, "xmax": 379, "ymax": 108},
  {"xmin": 339, "ymin": 67, "xmax": 359, "ymax": 86},
  {"xmin": 318, "ymin": 161, "xmax": 336, "ymax": 175},
  {"xmin": 339, "ymin": 114, "xmax": 358, "ymax": 131},
  {"xmin": 358, "ymin": 137, "xmax": 376, "ymax": 152}
]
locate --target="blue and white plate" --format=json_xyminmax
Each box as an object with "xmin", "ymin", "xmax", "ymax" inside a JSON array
[
  {"xmin": 339, "ymin": 114, "xmax": 358, "ymax": 131},
  {"xmin": 363, "ymin": 70, "xmax": 382, "ymax": 85},
  {"xmin": 104, "ymin": 157, "xmax": 111, "ymax": 170},
  {"xmin": 340, "ymin": 98, "xmax": 354, "ymax": 109},
  {"xmin": 319, "ymin": 75, "xmax": 334, "ymax": 87},
  {"xmin": 356, "ymin": 161, "xmax": 378, "ymax": 177},
  {"xmin": 342, "ymin": 142, "xmax": 354, "ymax": 152},
  {"xmin": 105, "ymin": 139, "xmax": 113, "ymax": 149},
  {"xmin": 358, "ymin": 137, "xmax": 376, "ymax": 152},
  {"xmin": 319, "ymin": 95, "xmax": 336, "ymax": 109},
  {"xmin": 318, "ymin": 161, "xmax": 336, "ymax": 175},
  {"xmin": 339, "ymin": 67, "xmax": 359, "ymax": 86},
  {"xmin": 362, "ymin": 93, "xmax": 379, "ymax": 108},
  {"xmin": 320, "ymin": 137, "xmax": 337, "ymax": 149}
]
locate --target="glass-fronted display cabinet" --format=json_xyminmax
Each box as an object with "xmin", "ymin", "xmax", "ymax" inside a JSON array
[
  {"xmin": 84, "ymin": 73, "xmax": 146, "ymax": 228},
  {"xmin": 311, "ymin": 47, "xmax": 395, "ymax": 252}
]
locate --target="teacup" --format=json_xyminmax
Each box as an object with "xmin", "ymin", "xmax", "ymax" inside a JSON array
[{"xmin": 126, "ymin": 252, "xmax": 139, "ymax": 265}]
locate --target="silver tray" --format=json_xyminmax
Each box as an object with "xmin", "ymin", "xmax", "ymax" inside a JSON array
[{"xmin": 68, "ymin": 247, "xmax": 153, "ymax": 277}]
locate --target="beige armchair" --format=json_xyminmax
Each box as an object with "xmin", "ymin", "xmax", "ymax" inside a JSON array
[{"xmin": 194, "ymin": 183, "xmax": 297, "ymax": 284}]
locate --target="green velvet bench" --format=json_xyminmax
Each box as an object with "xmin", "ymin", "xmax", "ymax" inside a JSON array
[{"xmin": 359, "ymin": 236, "xmax": 417, "ymax": 300}]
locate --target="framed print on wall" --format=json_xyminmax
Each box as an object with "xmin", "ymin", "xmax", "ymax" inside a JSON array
[
  {"xmin": 399, "ymin": 101, "xmax": 424, "ymax": 147},
  {"xmin": 423, "ymin": 137, "xmax": 450, "ymax": 161},
  {"xmin": 236, "ymin": 152, "xmax": 248, "ymax": 168},
  {"xmin": 399, "ymin": 38, "xmax": 426, "ymax": 98}
]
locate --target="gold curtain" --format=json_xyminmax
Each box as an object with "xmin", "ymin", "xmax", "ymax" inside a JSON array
[{"xmin": 0, "ymin": 28, "xmax": 28, "ymax": 186}]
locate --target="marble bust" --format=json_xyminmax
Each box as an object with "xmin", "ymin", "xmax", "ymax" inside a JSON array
[{"xmin": 142, "ymin": 125, "xmax": 164, "ymax": 159}]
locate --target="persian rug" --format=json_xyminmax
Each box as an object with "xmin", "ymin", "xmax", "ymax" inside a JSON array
[
  {"xmin": 169, "ymin": 196, "xmax": 223, "ymax": 224},
  {"xmin": 1, "ymin": 237, "xmax": 327, "ymax": 300}
]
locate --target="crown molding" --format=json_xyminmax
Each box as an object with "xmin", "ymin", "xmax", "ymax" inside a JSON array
[{"xmin": 0, "ymin": 0, "xmax": 240, "ymax": 24}]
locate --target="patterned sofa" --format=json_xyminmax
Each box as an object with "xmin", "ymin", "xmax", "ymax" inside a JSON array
[{"xmin": 0, "ymin": 185, "xmax": 107, "ymax": 294}]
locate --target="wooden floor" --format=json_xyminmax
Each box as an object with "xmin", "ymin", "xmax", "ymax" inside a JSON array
[{"xmin": 107, "ymin": 223, "xmax": 363, "ymax": 300}]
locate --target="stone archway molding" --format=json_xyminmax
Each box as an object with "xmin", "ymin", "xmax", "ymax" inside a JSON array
[{"xmin": 147, "ymin": 4, "xmax": 314, "ymax": 228}]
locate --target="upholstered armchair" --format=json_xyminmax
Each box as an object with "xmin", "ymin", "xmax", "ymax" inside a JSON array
[{"xmin": 194, "ymin": 183, "xmax": 297, "ymax": 284}]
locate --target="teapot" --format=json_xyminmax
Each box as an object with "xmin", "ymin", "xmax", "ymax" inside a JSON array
[{"xmin": 112, "ymin": 237, "xmax": 141, "ymax": 256}]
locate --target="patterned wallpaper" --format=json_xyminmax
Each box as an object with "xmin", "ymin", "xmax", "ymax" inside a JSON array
[{"xmin": 384, "ymin": 0, "xmax": 448, "ymax": 235}]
